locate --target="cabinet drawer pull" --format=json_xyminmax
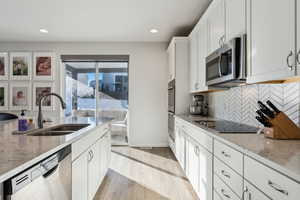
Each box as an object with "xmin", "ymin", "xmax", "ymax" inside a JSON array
[
  {"xmin": 242, "ymin": 186, "xmax": 249, "ymax": 200},
  {"xmin": 268, "ymin": 180, "xmax": 288, "ymax": 196},
  {"xmin": 221, "ymin": 151, "xmax": 231, "ymax": 158},
  {"xmin": 286, "ymin": 51, "xmax": 293, "ymax": 70},
  {"xmin": 88, "ymin": 151, "xmax": 92, "ymax": 162},
  {"xmin": 221, "ymin": 189, "xmax": 231, "ymax": 199},
  {"xmin": 221, "ymin": 170, "xmax": 230, "ymax": 178}
]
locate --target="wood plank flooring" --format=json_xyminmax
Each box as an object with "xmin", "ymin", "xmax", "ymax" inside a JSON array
[{"xmin": 94, "ymin": 147, "xmax": 198, "ymax": 200}]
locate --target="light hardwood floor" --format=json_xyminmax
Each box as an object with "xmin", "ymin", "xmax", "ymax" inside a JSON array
[{"xmin": 94, "ymin": 147, "xmax": 198, "ymax": 200}]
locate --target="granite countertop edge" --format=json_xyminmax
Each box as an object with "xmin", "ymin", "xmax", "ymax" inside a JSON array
[
  {"xmin": 0, "ymin": 117, "xmax": 113, "ymax": 183},
  {"xmin": 175, "ymin": 114, "xmax": 300, "ymax": 184}
]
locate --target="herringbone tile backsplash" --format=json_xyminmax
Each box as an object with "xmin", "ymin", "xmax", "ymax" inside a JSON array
[{"xmin": 208, "ymin": 82, "xmax": 300, "ymax": 127}]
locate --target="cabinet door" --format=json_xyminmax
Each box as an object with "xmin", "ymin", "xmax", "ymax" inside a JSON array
[
  {"xmin": 207, "ymin": 0, "xmax": 225, "ymax": 54},
  {"xmin": 297, "ymin": 0, "xmax": 300, "ymax": 71},
  {"xmin": 88, "ymin": 142, "xmax": 100, "ymax": 200},
  {"xmin": 174, "ymin": 124, "xmax": 181, "ymax": 160},
  {"xmin": 244, "ymin": 180, "xmax": 271, "ymax": 200},
  {"xmin": 167, "ymin": 41, "xmax": 176, "ymax": 81},
  {"xmin": 248, "ymin": 0, "xmax": 295, "ymax": 83},
  {"xmin": 186, "ymin": 137, "xmax": 200, "ymax": 194},
  {"xmin": 106, "ymin": 132, "xmax": 111, "ymax": 169},
  {"xmin": 225, "ymin": 0, "xmax": 246, "ymax": 40},
  {"xmin": 189, "ymin": 31, "xmax": 199, "ymax": 92},
  {"xmin": 72, "ymin": 151, "xmax": 88, "ymax": 200},
  {"xmin": 98, "ymin": 137, "xmax": 106, "ymax": 184},
  {"xmin": 198, "ymin": 20, "xmax": 208, "ymax": 92},
  {"xmin": 198, "ymin": 145, "xmax": 213, "ymax": 200},
  {"xmin": 179, "ymin": 130, "xmax": 186, "ymax": 170}
]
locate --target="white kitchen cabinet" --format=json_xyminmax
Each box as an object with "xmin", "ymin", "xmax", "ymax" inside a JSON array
[
  {"xmin": 186, "ymin": 136, "xmax": 200, "ymax": 195},
  {"xmin": 88, "ymin": 142, "xmax": 100, "ymax": 200},
  {"xmin": 175, "ymin": 125, "xmax": 186, "ymax": 170},
  {"xmin": 214, "ymin": 157, "xmax": 243, "ymax": 198},
  {"xmin": 186, "ymin": 136, "xmax": 213, "ymax": 200},
  {"xmin": 197, "ymin": 19, "xmax": 209, "ymax": 92},
  {"xmin": 189, "ymin": 18, "xmax": 208, "ymax": 93},
  {"xmin": 244, "ymin": 156, "xmax": 300, "ymax": 200},
  {"xmin": 198, "ymin": 144, "xmax": 213, "ymax": 200},
  {"xmin": 167, "ymin": 37, "xmax": 190, "ymax": 114},
  {"xmin": 214, "ymin": 175, "xmax": 240, "ymax": 200},
  {"xmin": 244, "ymin": 180, "xmax": 271, "ymax": 200},
  {"xmin": 72, "ymin": 150, "xmax": 89, "ymax": 200},
  {"xmin": 167, "ymin": 41, "xmax": 176, "ymax": 81},
  {"xmin": 189, "ymin": 31, "xmax": 199, "ymax": 93},
  {"xmin": 72, "ymin": 126, "xmax": 111, "ymax": 200},
  {"xmin": 247, "ymin": 0, "xmax": 296, "ymax": 83},
  {"xmin": 99, "ymin": 132, "xmax": 111, "ymax": 183},
  {"xmin": 225, "ymin": 0, "xmax": 246, "ymax": 41},
  {"xmin": 207, "ymin": 0, "xmax": 225, "ymax": 54}
]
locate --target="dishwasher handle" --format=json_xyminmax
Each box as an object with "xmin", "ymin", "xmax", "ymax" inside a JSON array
[{"xmin": 43, "ymin": 165, "xmax": 59, "ymax": 178}]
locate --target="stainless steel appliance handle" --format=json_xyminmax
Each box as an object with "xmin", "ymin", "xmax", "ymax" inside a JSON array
[
  {"xmin": 268, "ymin": 180, "xmax": 289, "ymax": 196},
  {"xmin": 286, "ymin": 51, "xmax": 293, "ymax": 70},
  {"xmin": 297, "ymin": 49, "xmax": 300, "ymax": 64},
  {"xmin": 218, "ymin": 53, "xmax": 222, "ymax": 77}
]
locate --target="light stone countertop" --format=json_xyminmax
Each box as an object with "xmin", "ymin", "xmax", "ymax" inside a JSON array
[
  {"xmin": 0, "ymin": 116, "xmax": 113, "ymax": 183},
  {"xmin": 176, "ymin": 114, "xmax": 300, "ymax": 183}
]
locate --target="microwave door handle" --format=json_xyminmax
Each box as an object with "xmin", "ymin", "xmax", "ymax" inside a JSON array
[{"xmin": 218, "ymin": 53, "xmax": 223, "ymax": 77}]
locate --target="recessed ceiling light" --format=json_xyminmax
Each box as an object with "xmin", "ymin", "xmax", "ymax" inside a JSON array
[
  {"xmin": 39, "ymin": 29, "xmax": 49, "ymax": 33},
  {"xmin": 150, "ymin": 29, "xmax": 158, "ymax": 33}
]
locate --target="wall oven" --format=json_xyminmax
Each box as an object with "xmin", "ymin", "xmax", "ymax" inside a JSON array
[
  {"xmin": 168, "ymin": 79, "xmax": 175, "ymax": 142},
  {"xmin": 206, "ymin": 34, "xmax": 247, "ymax": 87},
  {"xmin": 168, "ymin": 80, "xmax": 175, "ymax": 113}
]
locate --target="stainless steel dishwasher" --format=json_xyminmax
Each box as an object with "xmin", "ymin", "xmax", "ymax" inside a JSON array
[{"xmin": 4, "ymin": 145, "xmax": 71, "ymax": 200}]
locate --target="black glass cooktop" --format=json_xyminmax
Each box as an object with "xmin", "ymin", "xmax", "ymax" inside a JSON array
[{"xmin": 194, "ymin": 120, "xmax": 259, "ymax": 133}]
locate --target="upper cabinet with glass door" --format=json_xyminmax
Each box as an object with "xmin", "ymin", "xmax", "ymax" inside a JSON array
[{"xmin": 247, "ymin": 0, "xmax": 296, "ymax": 83}]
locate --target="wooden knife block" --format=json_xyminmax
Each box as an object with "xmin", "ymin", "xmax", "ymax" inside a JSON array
[{"xmin": 263, "ymin": 112, "xmax": 300, "ymax": 139}]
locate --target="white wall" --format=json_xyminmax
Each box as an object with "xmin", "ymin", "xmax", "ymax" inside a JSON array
[{"xmin": 0, "ymin": 42, "xmax": 168, "ymax": 147}]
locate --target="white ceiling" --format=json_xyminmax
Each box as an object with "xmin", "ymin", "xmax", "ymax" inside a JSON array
[{"xmin": 0, "ymin": 0, "xmax": 211, "ymax": 42}]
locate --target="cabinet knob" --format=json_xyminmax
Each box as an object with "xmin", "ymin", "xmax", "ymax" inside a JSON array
[{"xmin": 286, "ymin": 51, "xmax": 294, "ymax": 70}]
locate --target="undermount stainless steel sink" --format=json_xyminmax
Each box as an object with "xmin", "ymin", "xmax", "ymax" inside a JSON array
[
  {"xmin": 26, "ymin": 124, "xmax": 90, "ymax": 136},
  {"xmin": 29, "ymin": 130, "xmax": 75, "ymax": 136}
]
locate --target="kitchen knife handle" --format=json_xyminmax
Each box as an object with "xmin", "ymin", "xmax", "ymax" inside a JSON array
[
  {"xmin": 255, "ymin": 116, "xmax": 272, "ymax": 127},
  {"xmin": 256, "ymin": 110, "xmax": 268, "ymax": 120},
  {"xmin": 266, "ymin": 100, "xmax": 280, "ymax": 114}
]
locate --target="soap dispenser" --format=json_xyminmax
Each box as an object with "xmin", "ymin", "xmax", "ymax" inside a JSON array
[{"xmin": 18, "ymin": 110, "xmax": 28, "ymax": 131}]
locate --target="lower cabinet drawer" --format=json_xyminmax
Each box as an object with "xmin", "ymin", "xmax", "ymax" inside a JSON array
[
  {"xmin": 214, "ymin": 140, "xmax": 243, "ymax": 175},
  {"xmin": 244, "ymin": 180, "xmax": 271, "ymax": 200},
  {"xmin": 244, "ymin": 156, "xmax": 300, "ymax": 200},
  {"xmin": 214, "ymin": 157, "xmax": 243, "ymax": 198},
  {"xmin": 214, "ymin": 175, "xmax": 240, "ymax": 200}
]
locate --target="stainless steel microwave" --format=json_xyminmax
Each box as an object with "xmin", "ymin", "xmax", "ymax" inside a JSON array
[{"xmin": 206, "ymin": 34, "xmax": 247, "ymax": 87}]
